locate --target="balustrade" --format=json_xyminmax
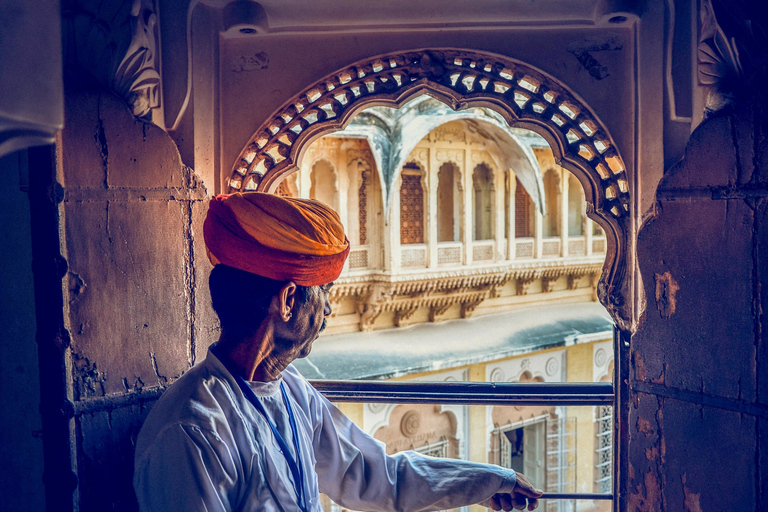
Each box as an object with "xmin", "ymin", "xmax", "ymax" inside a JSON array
[
  {"xmin": 515, "ymin": 238, "xmax": 535, "ymax": 259},
  {"xmin": 349, "ymin": 246, "xmax": 370, "ymax": 269},
  {"xmin": 542, "ymin": 237, "xmax": 561, "ymax": 257},
  {"xmin": 437, "ymin": 242, "xmax": 463, "ymax": 266},
  {"xmin": 472, "ymin": 240, "xmax": 495, "ymax": 263},
  {"xmin": 401, "ymin": 244, "xmax": 428, "ymax": 268}
]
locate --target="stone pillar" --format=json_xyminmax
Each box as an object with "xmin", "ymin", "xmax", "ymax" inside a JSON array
[
  {"xmin": 493, "ymin": 166, "xmax": 505, "ymax": 261},
  {"xmin": 507, "ymin": 171, "xmax": 516, "ymax": 261},
  {"xmin": 334, "ymin": 149, "xmax": 348, "ymax": 228},
  {"xmin": 428, "ymin": 150, "xmax": 438, "ymax": 269},
  {"xmin": 388, "ymin": 178, "xmax": 401, "ymax": 272},
  {"xmin": 560, "ymin": 169, "xmax": 569, "ymax": 257},
  {"xmin": 534, "ymin": 205, "xmax": 543, "ymax": 259},
  {"xmin": 461, "ymin": 152, "xmax": 472, "ymax": 265},
  {"xmin": 586, "ymin": 219, "xmax": 594, "ymax": 256},
  {"xmin": 628, "ymin": 104, "xmax": 768, "ymax": 511}
]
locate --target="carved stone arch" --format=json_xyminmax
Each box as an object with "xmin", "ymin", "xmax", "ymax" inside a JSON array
[
  {"xmin": 513, "ymin": 369, "xmax": 546, "ymax": 384},
  {"xmin": 228, "ymin": 49, "xmax": 633, "ymax": 329},
  {"xmin": 373, "ymin": 403, "xmax": 459, "ymax": 456}
]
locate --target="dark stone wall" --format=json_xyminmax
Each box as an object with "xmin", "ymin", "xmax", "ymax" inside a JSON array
[
  {"xmin": 0, "ymin": 152, "xmax": 46, "ymax": 511},
  {"xmin": 60, "ymin": 91, "xmax": 216, "ymax": 510},
  {"xmin": 628, "ymin": 98, "xmax": 768, "ymax": 510}
]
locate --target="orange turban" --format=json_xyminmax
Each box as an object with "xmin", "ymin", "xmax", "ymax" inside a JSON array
[{"xmin": 203, "ymin": 192, "xmax": 349, "ymax": 286}]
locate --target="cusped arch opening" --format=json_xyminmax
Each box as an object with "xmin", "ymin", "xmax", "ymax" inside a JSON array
[{"xmin": 229, "ymin": 49, "xmax": 633, "ymax": 329}]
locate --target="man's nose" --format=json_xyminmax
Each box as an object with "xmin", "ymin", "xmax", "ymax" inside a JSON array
[{"xmin": 324, "ymin": 297, "xmax": 332, "ymax": 317}]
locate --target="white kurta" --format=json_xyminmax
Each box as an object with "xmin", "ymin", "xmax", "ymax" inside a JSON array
[{"xmin": 134, "ymin": 348, "xmax": 517, "ymax": 511}]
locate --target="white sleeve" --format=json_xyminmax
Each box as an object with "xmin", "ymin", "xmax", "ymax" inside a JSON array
[
  {"xmin": 134, "ymin": 424, "xmax": 242, "ymax": 512},
  {"xmin": 309, "ymin": 391, "xmax": 517, "ymax": 512}
]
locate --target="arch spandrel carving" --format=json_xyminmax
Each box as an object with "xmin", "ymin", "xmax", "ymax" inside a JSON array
[{"xmin": 229, "ymin": 49, "xmax": 634, "ymax": 330}]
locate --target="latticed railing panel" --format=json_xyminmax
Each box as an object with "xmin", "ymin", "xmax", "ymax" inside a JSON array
[{"xmin": 348, "ymin": 247, "xmax": 369, "ymax": 269}]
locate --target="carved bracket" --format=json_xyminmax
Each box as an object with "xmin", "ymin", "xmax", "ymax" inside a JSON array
[{"xmin": 63, "ymin": 0, "xmax": 161, "ymax": 121}]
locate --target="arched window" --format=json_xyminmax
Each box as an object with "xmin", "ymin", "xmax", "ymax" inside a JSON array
[
  {"xmin": 472, "ymin": 163, "xmax": 493, "ymax": 241},
  {"xmin": 515, "ymin": 178, "xmax": 533, "ymax": 238},
  {"xmin": 310, "ymin": 160, "xmax": 338, "ymax": 209},
  {"xmin": 437, "ymin": 162, "xmax": 459, "ymax": 242},
  {"xmin": 399, "ymin": 164, "xmax": 425, "ymax": 245},
  {"xmin": 542, "ymin": 169, "xmax": 560, "ymax": 238},
  {"xmin": 568, "ymin": 174, "xmax": 585, "ymax": 237}
]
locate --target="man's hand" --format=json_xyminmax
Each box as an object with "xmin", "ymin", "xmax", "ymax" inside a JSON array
[{"xmin": 485, "ymin": 473, "xmax": 544, "ymax": 511}]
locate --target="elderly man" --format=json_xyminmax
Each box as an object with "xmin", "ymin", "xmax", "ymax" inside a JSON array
[{"xmin": 134, "ymin": 192, "xmax": 542, "ymax": 511}]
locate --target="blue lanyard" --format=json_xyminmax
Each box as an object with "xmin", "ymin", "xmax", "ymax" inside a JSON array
[{"xmin": 214, "ymin": 349, "xmax": 310, "ymax": 512}]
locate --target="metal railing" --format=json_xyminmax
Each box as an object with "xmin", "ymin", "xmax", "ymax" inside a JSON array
[
  {"xmin": 310, "ymin": 380, "xmax": 613, "ymax": 406},
  {"xmin": 310, "ymin": 380, "xmax": 615, "ymax": 502}
]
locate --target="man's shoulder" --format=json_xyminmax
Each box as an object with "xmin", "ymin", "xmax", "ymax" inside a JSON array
[{"xmin": 136, "ymin": 359, "xmax": 241, "ymax": 455}]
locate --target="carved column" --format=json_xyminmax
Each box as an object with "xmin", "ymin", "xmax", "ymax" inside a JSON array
[
  {"xmin": 534, "ymin": 202, "xmax": 543, "ymax": 259},
  {"xmin": 560, "ymin": 168, "xmax": 569, "ymax": 257},
  {"xmin": 427, "ymin": 149, "xmax": 438, "ymax": 269},
  {"xmin": 507, "ymin": 172, "xmax": 516, "ymax": 261},
  {"xmin": 461, "ymin": 151, "xmax": 472, "ymax": 265},
  {"xmin": 493, "ymin": 165, "xmax": 505, "ymax": 261},
  {"xmin": 586, "ymin": 219, "xmax": 594, "ymax": 256},
  {"xmin": 390, "ymin": 176, "xmax": 402, "ymax": 272},
  {"xmin": 336, "ymin": 148, "xmax": 350, "ymax": 239}
]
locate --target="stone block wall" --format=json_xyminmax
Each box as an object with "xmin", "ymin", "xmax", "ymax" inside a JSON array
[
  {"xmin": 60, "ymin": 92, "xmax": 215, "ymax": 510},
  {"xmin": 628, "ymin": 99, "xmax": 768, "ymax": 510}
]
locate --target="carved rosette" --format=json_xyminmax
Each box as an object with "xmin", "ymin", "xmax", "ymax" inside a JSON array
[{"xmin": 400, "ymin": 411, "xmax": 422, "ymax": 437}]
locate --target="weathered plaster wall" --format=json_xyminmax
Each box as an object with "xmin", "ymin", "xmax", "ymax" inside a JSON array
[
  {"xmin": 0, "ymin": 152, "xmax": 45, "ymax": 511},
  {"xmin": 628, "ymin": 98, "xmax": 768, "ymax": 510},
  {"xmin": 60, "ymin": 91, "xmax": 216, "ymax": 510}
]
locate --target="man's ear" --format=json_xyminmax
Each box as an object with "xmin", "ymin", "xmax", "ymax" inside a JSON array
[{"xmin": 277, "ymin": 281, "xmax": 297, "ymax": 322}]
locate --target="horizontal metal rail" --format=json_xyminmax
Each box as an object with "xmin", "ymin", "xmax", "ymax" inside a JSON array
[
  {"xmin": 310, "ymin": 380, "xmax": 614, "ymax": 406},
  {"xmin": 313, "ymin": 381, "xmax": 616, "ymax": 503},
  {"xmin": 539, "ymin": 493, "xmax": 612, "ymax": 500}
]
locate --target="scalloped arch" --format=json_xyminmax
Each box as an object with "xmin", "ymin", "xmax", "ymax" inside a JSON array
[{"xmin": 229, "ymin": 48, "xmax": 634, "ymax": 330}]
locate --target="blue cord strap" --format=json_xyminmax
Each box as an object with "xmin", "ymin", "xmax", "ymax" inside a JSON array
[{"xmin": 215, "ymin": 350, "xmax": 310, "ymax": 512}]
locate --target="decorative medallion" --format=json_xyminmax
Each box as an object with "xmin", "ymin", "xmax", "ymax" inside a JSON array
[
  {"xmin": 367, "ymin": 403, "xmax": 386, "ymax": 414},
  {"xmin": 594, "ymin": 348, "xmax": 608, "ymax": 368},
  {"xmin": 400, "ymin": 411, "xmax": 422, "ymax": 437},
  {"xmin": 490, "ymin": 368, "xmax": 505, "ymax": 383},
  {"xmin": 545, "ymin": 357, "xmax": 560, "ymax": 377}
]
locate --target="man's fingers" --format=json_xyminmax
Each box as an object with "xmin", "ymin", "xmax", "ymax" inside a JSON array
[
  {"xmin": 514, "ymin": 473, "xmax": 544, "ymax": 497},
  {"xmin": 511, "ymin": 493, "xmax": 527, "ymax": 510},
  {"xmin": 490, "ymin": 494, "xmax": 502, "ymax": 511},
  {"xmin": 527, "ymin": 498, "xmax": 539, "ymax": 511},
  {"xmin": 499, "ymin": 493, "xmax": 514, "ymax": 511}
]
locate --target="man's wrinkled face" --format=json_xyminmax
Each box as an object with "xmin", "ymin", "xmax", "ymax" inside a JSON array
[{"xmin": 273, "ymin": 283, "xmax": 333, "ymax": 362}]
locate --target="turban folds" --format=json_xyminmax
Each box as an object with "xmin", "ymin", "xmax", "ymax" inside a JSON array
[{"xmin": 203, "ymin": 192, "xmax": 349, "ymax": 286}]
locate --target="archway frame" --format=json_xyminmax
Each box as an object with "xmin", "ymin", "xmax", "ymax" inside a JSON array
[{"xmin": 228, "ymin": 48, "xmax": 633, "ymax": 329}]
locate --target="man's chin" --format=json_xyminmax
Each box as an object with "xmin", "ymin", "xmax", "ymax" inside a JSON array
[{"xmin": 297, "ymin": 341, "xmax": 315, "ymax": 358}]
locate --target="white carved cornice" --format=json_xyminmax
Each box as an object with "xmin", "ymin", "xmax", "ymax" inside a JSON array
[{"xmin": 332, "ymin": 259, "xmax": 603, "ymax": 330}]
